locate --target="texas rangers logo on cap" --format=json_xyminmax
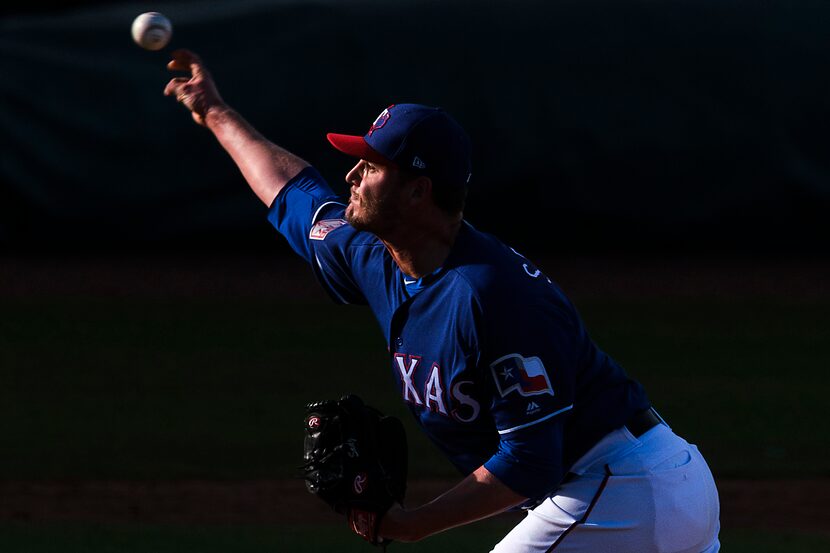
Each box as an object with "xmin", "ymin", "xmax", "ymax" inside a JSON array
[
  {"xmin": 490, "ymin": 354, "xmax": 554, "ymax": 397},
  {"xmin": 367, "ymin": 106, "xmax": 393, "ymax": 136}
]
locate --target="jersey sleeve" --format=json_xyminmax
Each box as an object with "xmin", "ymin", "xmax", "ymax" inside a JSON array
[
  {"xmin": 266, "ymin": 166, "xmax": 344, "ymax": 262},
  {"xmin": 266, "ymin": 166, "xmax": 367, "ymax": 305},
  {"xmin": 474, "ymin": 288, "xmax": 584, "ymax": 499},
  {"xmin": 484, "ymin": 417, "xmax": 566, "ymax": 501},
  {"xmin": 478, "ymin": 297, "xmax": 579, "ymax": 435}
]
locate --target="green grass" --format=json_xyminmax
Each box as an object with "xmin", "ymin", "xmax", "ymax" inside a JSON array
[
  {"xmin": 577, "ymin": 297, "xmax": 830, "ymax": 478},
  {"xmin": 0, "ymin": 522, "xmax": 826, "ymax": 553},
  {"xmin": 0, "ymin": 296, "xmax": 454, "ymax": 479},
  {"xmin": 1, "ymin": 294, "xmax": 828, "ymax": 479}
]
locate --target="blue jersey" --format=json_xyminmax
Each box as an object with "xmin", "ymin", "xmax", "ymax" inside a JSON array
[{"xmin": 269, "ymin": 167, "xmax": 650, "ymax": 502}]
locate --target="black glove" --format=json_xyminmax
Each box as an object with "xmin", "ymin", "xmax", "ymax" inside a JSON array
[{"xmin": 301, "ymin": 394, "xmax": 407, "ymax": 545}]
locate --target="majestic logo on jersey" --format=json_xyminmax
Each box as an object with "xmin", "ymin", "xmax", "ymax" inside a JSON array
[
  {"xmin": 309, "ymin": 218, "xmax": 348, "ymax": 240},
  {"xmin": 367, "ymin": 106, "xmax": 393, "ymax": 136},
  {"xmin": 490, "ymin": 354, "xmax": 554, "ymax": 398},
  {"xmin": 526, "ymin": 401, "xmax": 541, "ymax": 414}
]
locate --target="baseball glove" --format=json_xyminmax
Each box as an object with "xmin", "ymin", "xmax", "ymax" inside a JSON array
[{"xmin": 301, "ymin": 394, "xmax": 407, "ymax": 545}]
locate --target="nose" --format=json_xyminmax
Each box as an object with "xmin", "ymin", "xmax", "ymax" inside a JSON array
[{"xmin": 345, "ymin": 161, "xmax": 364, "ymax": 187}]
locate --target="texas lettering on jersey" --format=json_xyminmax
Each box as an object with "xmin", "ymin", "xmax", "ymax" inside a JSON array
[{"xmin": 393, "ymin": 353, "xmax": 481, "ymax": 423}]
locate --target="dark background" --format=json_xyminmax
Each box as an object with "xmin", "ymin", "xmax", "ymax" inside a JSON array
[{"xmin": 2, "ymin": 0, "xmax": 828, "ymax": 255}]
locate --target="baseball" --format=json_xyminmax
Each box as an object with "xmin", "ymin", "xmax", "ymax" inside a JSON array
[{"xmin": 131, "ymin": 12, "xmax": 172, "ymax": 51}]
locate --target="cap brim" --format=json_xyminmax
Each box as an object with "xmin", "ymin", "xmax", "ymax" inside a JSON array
[{"xmin": 326, "ymin": 133, "xmax": 395, "ymax": 166}]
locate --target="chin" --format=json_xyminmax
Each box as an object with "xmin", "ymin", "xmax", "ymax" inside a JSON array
[
  {"xmin": 345, "ymin": 206, "xmax": 357, "ymax": 223},
  {"xmin": 348, "ymin": 217, "xmax": 370, "ymax": 232},
  {"xmin": 345, "ymin": 209, "xmax": 365, "ymax": 230}
]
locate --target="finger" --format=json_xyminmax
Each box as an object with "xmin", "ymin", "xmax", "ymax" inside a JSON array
[
  {"xmin": 163, "ymin": 77, "xmax": 186, "ymax": 96},
  {"xmin": 168, "ymin": 49, "xmax": 198, "ymax": 72},
  {"xmin": 171, "ymin": 48, "xmax": 207, "ymax": 79},
  {"xmin": 189, "ymin": 57, "xmax": 206, "ymax": 80},
  {"xmin": 163, "ymin": 77, "xmax": 188, "ymax": 96},
  {"xmin": 166, "ymin": 58, "xmax": 189, "ymax": 72},
  {"xmin": 171, "ymin": 48, "xmax": 196, "ymax": 62}
]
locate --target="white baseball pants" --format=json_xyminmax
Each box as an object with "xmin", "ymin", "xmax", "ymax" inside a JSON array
[{"xmin": 491, "ymin": 423, "xmax": 720, "ymax": 553}]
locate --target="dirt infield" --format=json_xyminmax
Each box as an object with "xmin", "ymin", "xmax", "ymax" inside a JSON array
[{"xmin": 1, "ymin": 479, "xmax": 828, "ymax": 534}]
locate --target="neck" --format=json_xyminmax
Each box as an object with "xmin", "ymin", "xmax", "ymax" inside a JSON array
[{"xmin": 381, "ymin": 216, "xmax": 462, "ymax": 278}]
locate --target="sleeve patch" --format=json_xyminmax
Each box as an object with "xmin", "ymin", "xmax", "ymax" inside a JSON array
[
  {"xmin": 490, "ymin": 354, "xmax": 554, "ymax": 398},
  {"xmin": 309, "ymin": 218, "xmax": 348, "ymax": 240}
]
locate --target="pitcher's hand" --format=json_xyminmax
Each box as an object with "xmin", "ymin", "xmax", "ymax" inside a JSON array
[{"xmin": 164, "ymin": 49, "xmax": 226, "ymax": 126}]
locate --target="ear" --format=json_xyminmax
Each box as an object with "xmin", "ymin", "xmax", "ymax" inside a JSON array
[{"xmin": 408, "ymin": 175, "xmax": 433, "ymax": 205}]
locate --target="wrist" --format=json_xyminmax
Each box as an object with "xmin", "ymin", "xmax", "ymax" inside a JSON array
[
  {"xmin": 204, "ymin": 103, "xmax": 233, "ymax": 128},
  {"xmin": 378, "ymin": 504, "xmax": 424, "ymax": 543}
]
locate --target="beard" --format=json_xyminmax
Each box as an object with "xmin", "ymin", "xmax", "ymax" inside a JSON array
[{"xmin": 346, "ymin": 190, "xmax": 401, "ymax": 236}]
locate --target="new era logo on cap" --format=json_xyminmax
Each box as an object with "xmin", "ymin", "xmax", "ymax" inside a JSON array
[{"xmin": 412, "ymin": 156, "xmax": 426, "ymax": 169}]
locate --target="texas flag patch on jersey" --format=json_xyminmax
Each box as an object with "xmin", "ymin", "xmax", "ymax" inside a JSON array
[
  {"xmin": 490, "ymin": 354, "xmax": 554, "ymax": 398},
  {"xmin": 309, "ymin": 218, "xmax": 348, "ymax": 240}
]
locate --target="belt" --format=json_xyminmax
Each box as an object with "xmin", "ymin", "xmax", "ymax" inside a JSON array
[{"xmin": 625, "ymin": 407, "xmax": 663, "ymax": 438}]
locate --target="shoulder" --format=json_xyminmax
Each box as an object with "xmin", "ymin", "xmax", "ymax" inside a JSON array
[
  {"xmin": 307, "ymin": 206, "xmax": 384, "ymax": 253},
  {"xmin": 448, "ymin": 223, "xmax": 537, "ymax": 298},
  {"xmin": 447, "ymin": 223, "xmax": 578, "ymax": 326},
  {"xmin": 310, "ymin": 218, "xmax": 381, "ymax": 250}
]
